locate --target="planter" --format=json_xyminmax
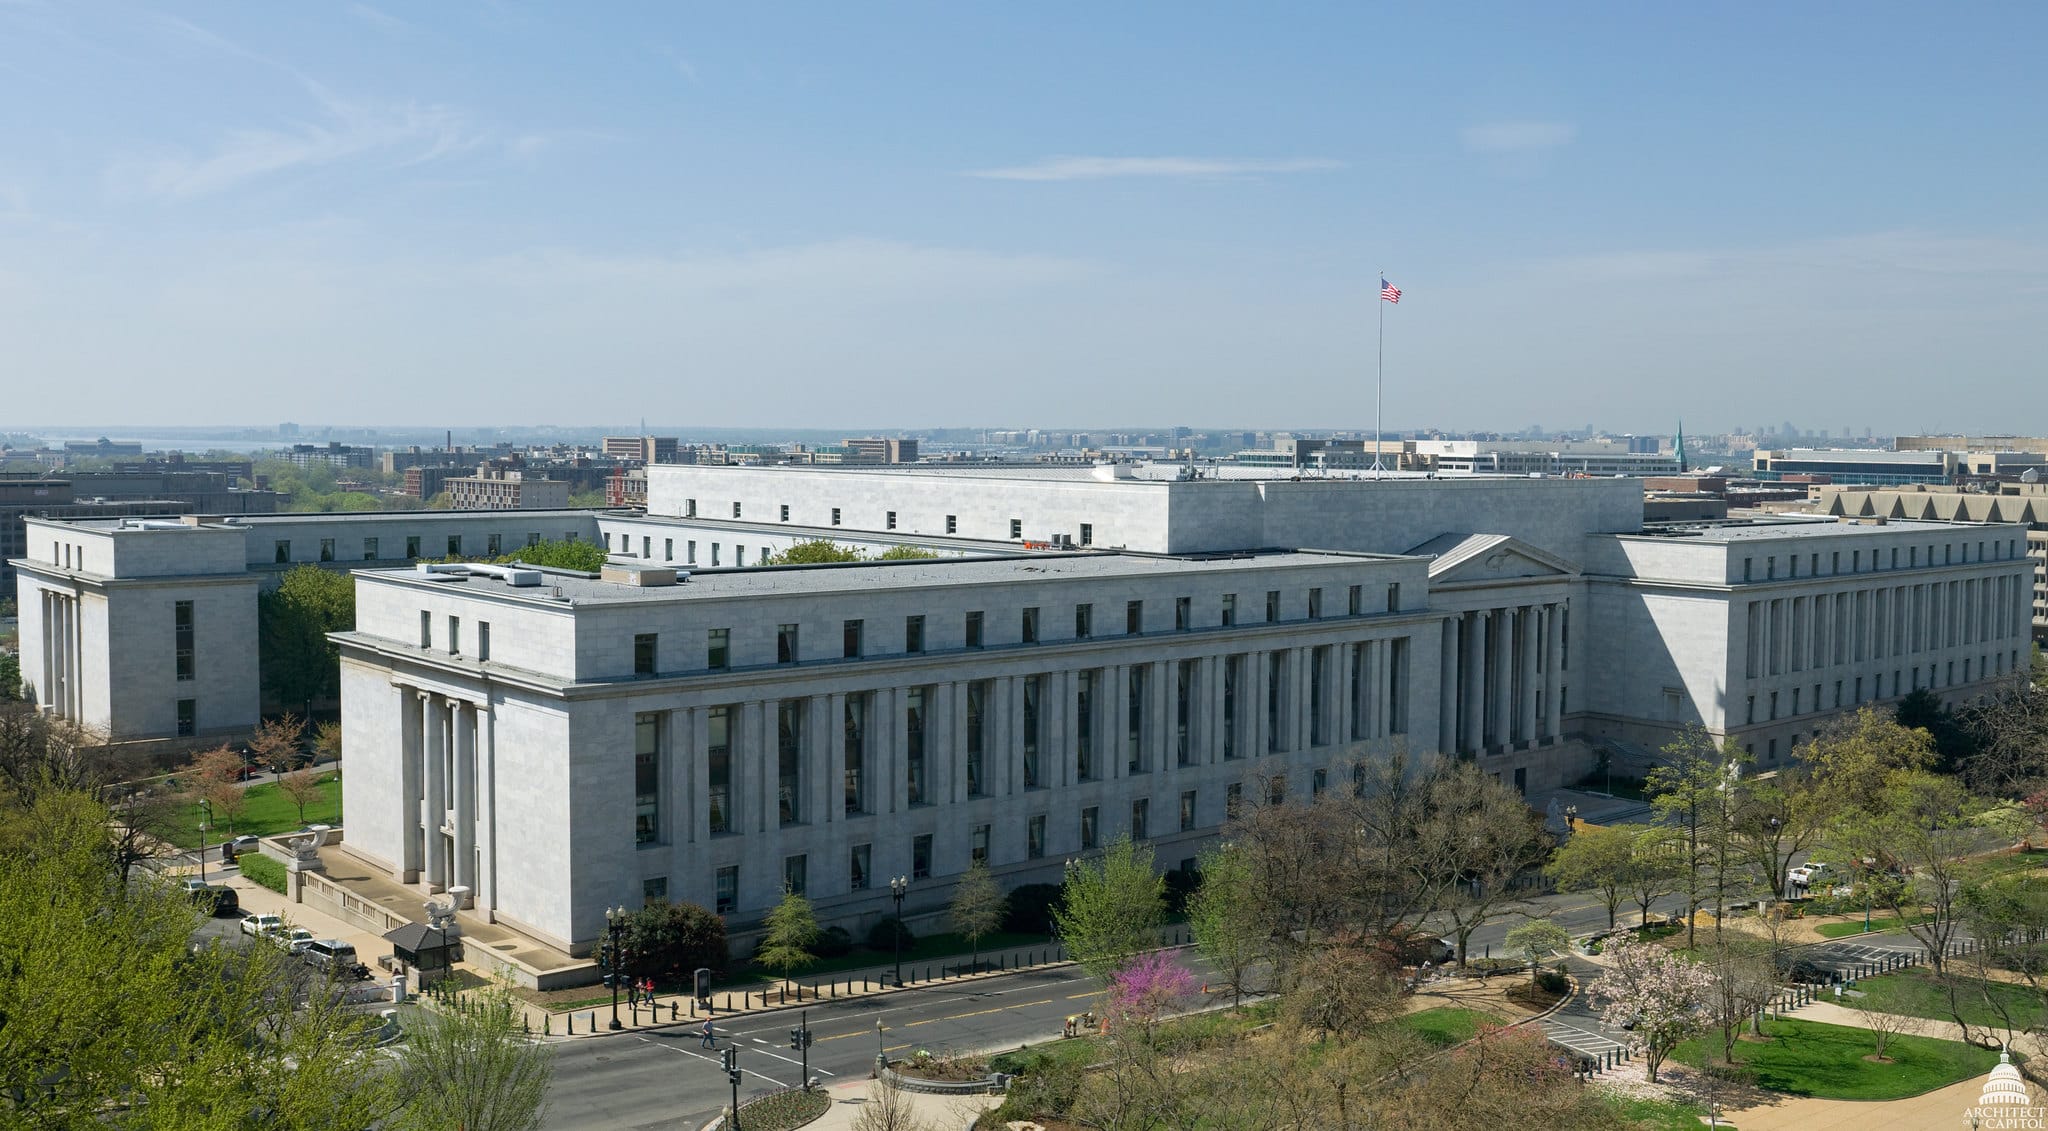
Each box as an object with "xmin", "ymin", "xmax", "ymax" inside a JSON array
[{"xmin": 880, "ymin": 1063, "xmax": 1009, "ymax": 1096}]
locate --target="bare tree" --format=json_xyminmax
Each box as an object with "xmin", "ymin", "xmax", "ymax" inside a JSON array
[
  {"xmin": 851, "ymin": 1072, "xmax": 934, "ymax": 1131},
  {"xmin": 247, "ymin": 713, "xmax": 306, "ymax": 776},
  {"xmin": 392, "ymin": 979, "xmax": 553, "ymax": 1131},
  {"xmin": 276, "ymin": 765, "xmax": 324, "ymax": 826},
  {"xmin": 1848, "ymin": 980, "xmax": 1921, "ymax": 1061}
]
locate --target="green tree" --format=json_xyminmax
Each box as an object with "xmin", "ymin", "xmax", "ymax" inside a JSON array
[
  {"xmin": 1504, "ymin": 920, "xmax": 1573, "ymax": 986},
  {"xmin": 875, "ymin": 545, "xmax": 939, "ymax": 560},
  {"xmin": 1804, "ymin": 706, "xmax": 1937, "ymax": 813},
  {"xmin": 1545, "ymin": 823, "xmax": 1636, "ymax": 929},
  {"xmin": 311, "ymin": 718, "xmax": 345, "ymax": 764},
  {"xmin": 624, "ymin": 899, "xmax": 728, "ymax": 980},
  {"xmin": 500, "ymin": 538, "xmax": 607, "ymax": 572},
  {"xmin": 1187, "ymin": 842, "xmax": 1265, "ymax": 1005},
  {"xmin": 1840, "ymin": 770, "xmax": 1986, "ymax": 972},
  {"xmin": 0, "ymin": 651, "xmax": 18, "ymax": 701},
  {"xmin": 258, "ymin": 564, "xmax": 356, "ymax": 715},
  {"xmin": 392, "ymin": 980, "xmax": 553, "ymax": 1131},
  {"xmin": 1054, "ymin": 833, "xmax": 1165, "ymax": 981},
  {"xmin": 769, "ymin": 539, "xmax": 863, "ymax": 565},
  {"xmin": 947, "ymin": 860, "xmax": 1007, "ymax": 970},
  {"xmin": 567, "ymin": 489, "xmax": 609, "ymax": 508},
  {"xmin": 755, "ymin": 889, "xmax": 820, "ymax": 996},
  {"xmin": 1648, "ymin": 728, "xmax": 1752, "ymax": 948}
]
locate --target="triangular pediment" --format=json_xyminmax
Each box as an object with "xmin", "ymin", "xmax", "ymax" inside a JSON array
[{"xmin": 1407, "ymin": 532, "xmax": 1580, "ymax": 582}]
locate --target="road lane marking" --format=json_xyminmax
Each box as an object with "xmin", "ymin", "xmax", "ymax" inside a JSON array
[{"xmin": 626, "ymin": 1035, "xmax": 790, "ymax": 1088}]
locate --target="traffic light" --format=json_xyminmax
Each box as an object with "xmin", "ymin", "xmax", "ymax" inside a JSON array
[
  {"xmin": 789, "ymin": 1027, "xmax": 802, "ymax": 1050},
  {"xmin": 721, "ymin": 1046, "xmax": 740, "ymax": 1085}
]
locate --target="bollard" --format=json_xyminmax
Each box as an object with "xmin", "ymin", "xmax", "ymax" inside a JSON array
[
  {"xmin": 671, "ymin": 1002, "xmax": 678, "ymax": 1021},
  {"xmin": 568, "ymin": 1014, "xmax": 575, "ymax": 1035}
]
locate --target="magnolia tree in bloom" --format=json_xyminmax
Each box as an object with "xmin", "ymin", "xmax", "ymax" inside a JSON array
[
  {"xmin": 1592, "ymin": 936, "xmax": 1716, "ymax": 1082},
  {"xmin": 1106, "ymin": 952, "xmax": 1199, "ymax": 1036}
]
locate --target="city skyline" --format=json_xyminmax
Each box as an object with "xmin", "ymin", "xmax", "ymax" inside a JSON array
[{"xmin": 1, "ymin": 4, "xmax": 2042, "ymax": 431}]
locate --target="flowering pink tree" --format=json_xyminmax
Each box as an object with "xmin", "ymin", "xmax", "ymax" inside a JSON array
[
  {"xmin": 1592, "ymin": 936, "xmax": 1716, "ymax": 1082},
  {"xmin": 1106, "ymin": 952, "xmax": 1198, "ymax": 1036}
]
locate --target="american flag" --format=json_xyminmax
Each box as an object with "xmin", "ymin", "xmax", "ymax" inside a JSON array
[{"xmin": 1380, "ymin": 278, "xmax": 1401, "ymax": 304}]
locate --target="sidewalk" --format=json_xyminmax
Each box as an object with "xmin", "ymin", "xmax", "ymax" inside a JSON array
[{"xmin": 802, "ymin": 1078, "xmax": 997, "ymax": 1131}]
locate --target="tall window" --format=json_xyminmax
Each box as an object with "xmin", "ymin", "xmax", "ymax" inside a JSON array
[
  {"xmin": 1350, "ymin": 642, "xmax": 1366, "ymax": 741},
  {"xmin": 1175, "ymin": 597, "xmax": 1191, "ymax": 631},
  {"xmin": 1080, "ymin": 806, "xmax": 1099, "ymax": 850},
  {"xmin": 176, "ymin": 699, "xmax": 196, "ymax": 738},
  {"xmin": 777, "ymin": 623, "xmax": 799, "ymax": 664},
  {"xmin": 945, "ymin": 514, "xmax": 957, "ymax": 534},
  {"xmin": 1126, "ymin": 600, "xmax": 1143, "ymax": 634},
  {"xmin": 1075, "ymin": 603, "xmax": 1092, "ymax": 639},
  {"xmin": 707, "ymin": 628, "xmax": 730, "ymax": 671},
  {"xmin": 478, "ymin": 622, "xmax": 490, "ymax": 661},
  {"xmin": 1266, "ymin": 652, "xmax": 1285, "ymax": 752},
  {"xmin": 843, "ymin": 619, "xmax": 863, "ymax": 659},
  {"xmin": 447, "ymin": 535, "xmax": 462, "ymax": 558},
  {"xmin": 487, "ymin": 533, "xmax": 503, "ymax": 556},
  {"xmin": 715, "ymin": 866, "xmax": 737, "ymax": 914},
  {"xmin": 905, "ymin": 615, "xmax": 925, "ymax": 653},
  {"xmin": 965, "ymin": 681, "xmax": 988, "ymax": 797},
  {"xmin": 1222, "ymin": 656, "xmax": 1240, "ymax": 759},
  {"xmin": 777, "ymin": 701, "xmax": 802, "ymax": 825},
  {"xmin": 1307, "ymin": 588, "xmax": 1322, "ymax": 618},
  {"xmin": 1021, "ymin": 607, "xmax": 1039, "ymax": 644},
  {"xmin": 1079, "ymin": 523, "xmax": 1092, "ymax": 545},
  {"xmin": 1022, "ymin": 676, "xmax": 1042, "ymax": 788},
  {"xmin": 1179, "ymin": 789, "xmax": 1197, "ymax": 831},
  {"xmin": 885, "ymin": 510, "xmax": 897, "ymax": 530},
  {"xmin": 1221, "ymin": 593, "xmax": 1236, "ymax": 626},
  {"xmin": 965, "ymin": 611, "xmax": 984, "ymax": 648},
  {"xmin": 274, "ymin": 540, "xmax": 290, "ymax": 563},
  {"xmin": 1075, "ymin": 670, "xmax": 1096, "ymax": 780},
  {"xmin": 1176, "ymin": 660, "xmax": 1195, "ymax": 766},
  {"xmin": 850, "ymin": 844, "xmax": 871, "ymax": 890},
  {"xmin": 1309, "ymin": 647, "xmax": 1328, "ymax": 745},
  {"xmin": 635, "ymin": 713, "xmax": 661, "ymax": 846},
  {"xmin": 1347, "ymin": 585, "xmax": 1361, "ymax": 615},
  {"xmin": 1027, "ymin": 815, "xmax": 1046, "ymax": 858},
  {"xmin": 912, "ymin": 833, "xmax": 933, "ymax": 880},
  {"xmin": 1131, "ymin": 798, "xmax": 1149, "ymax": 841},
  {"xmin": 843, "ymin": 694, "xmax": 868, "ymax": 814},
  {"xmin": 634, "ymin": 633, "xmax": 658, "ymax": 675},
  {"xmin": 405, "ymin": 535, "xmax": 421, "ymax": 559},
  {"xmin": 173, "ymin": 600, "xmax": 195, "ymax": 682},
  {"xmin": 1265, "ymin": 590, "xmax": 1280, "ymax": 622},
  {"xmin": 1386, "ymin": 583, "xmax": 1401, "ymax": 611},
  {"xmin": 363, "ymin": 537, "xmax": 379, "ymax": 560},
  {"xmin": 319, "ymin": 538, "xmax": 336, "ymax": 562},
  {"xmin": 784, "ymin": 854, "xmax": 807, "ymax": 895},
  {"xmin": 1126, "ymin": 666, "xmax": 1146, "ymax": 773},
  {"xmin": 707, "ymin": 707, "xmax": 732, "ymax": 835},
  {"xmin": 905, "ymin": 687, "xmax": 928, "ymax": 805},
  {"xmin": 972, "ymin": 824, "xmax": 990, "ymax": 865}
]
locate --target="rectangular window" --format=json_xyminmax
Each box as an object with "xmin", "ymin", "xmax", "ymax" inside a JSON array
[
  {"xmin": 843, "ymin": 692, "xmax": 868, "ymax": 814},
  {"xmin": 687, "ymin": 540, "xmax": 697, "ymax": 564},
  {"xmin": 777, "ymin": 623, "xmax": 799, "ymax": 664},
  {"xmin": 832, "ymin": 507, "xmax": 842, "ymax": 526},
  {"xmin": 642, "ymin": 537, "xmax": 651, "ymax": 559},
  {"xmin": 419, "ymin": 610, "xmax": 432, "ymax": 649},
  {"xmin": 1175, "ymin": 597, "xmax": 1191, "ymax": 631},
  {"xmin": 1075, "ymin": 603, "xmax": 1092, "ymax": 639},
  {"xmin": 173, "ymin": 600, "xmax": 195, "ymax": 682},
  {"xmin": 448, "ymin": 615, "xmax": 461, "ymax": 656},
  {"xmin": 1127, "ymin": 600, "xmax": 1143, "ymax": 635},
  {"xmin": 487, "ymin": 533, "xmax": 503, "ymax": 556},
  {"xmin": 478, "ymin": 621, "xmax": 490, "ymax": 661},
  {"xmin": 406, "ymin": 535, "xmax": 421, "ymax": 559},
  {"xmin": 1027, "ymin": 815, "xmax": 1046, "ymax": 859},
  {"xmin": 843, "ymin": 619, "xmax": 863, "ymax": 659},
  {"xmin": 1222, "ymin": 655, "xmax": 1240, "ymax": 759},
  {"xmin": 784, "ymin": 855, "xmax": 806, "ymax": 896},
  {"xmin": 1079, "ymin": 523, "xmax": 1093, "ymax": 546},
  {"xmin": 711, "ymin": 544, "xmax": 722, "ymax": 566},
  {"xmin": 945, "ymin": 514, "xmax": 957, "ymax": 534},
  {"xmin": 1226, "ymin": 782, "xmax": 1243, "ymax": 817},
  {"xmin": 1265, "ymin": 590, "xmax": 1280, "ymax": 622},
  {"xmin": 966, "ymin": 681, "xmax": 988, "ymax": 797},
  {"xmin": 176, "ymin": 698, "xmax": 196, "ymax": 738},
  {"xmin": 906, "ymin": 687, "xmax": 928, "ymax": 805},
  {"xmin": 447, "ymin": 535, "xmax": 462, "ymax": 558},
  {"xmin": 1386, "ymin": 583, "xmax": 1401, "ymax": 611},
  {"xmin": 778, "ymin": 700, "xmax": 803, "ymax": 825},
  {"xmin": 664, "ymin": 538, "xmax": 673, "ymax": 562},
  {"xmin": 972, "ymin": 824, "xmax": 990, "ymax": 865},
  {"xmin": 635, "ymin": 713, "xmax": 662, "ymax": 846},
  {"xmin": 1022, "ymin": 606, "xmax": 1039, "ymax": 644},
  {"xmin": 634, "ymin": 633, "xmax": 657, "ymax": 675},
  {"xmin": 1080, "ymin": 806, "xmax": 1099, "ymax": 850},
  {"xmin": 1131, "ymin": 798, "xmax": 1149, "ymax": 841},
  {"xmin": 1022, "ymin": 675, "xmax": 1042, "ymax": 787},
  {"xmin": 1180, "ymin": 789, "xmax": 1197, "ymax": 831},
  {"xmin": 1347, "ymin": 585, "xmax": 1362, "ymax": 615},
  {"xmin": 965, "ymin": 610, "xmax": 984, "ymax": 648},
  {"xmin": 904, "ymin": 615, "xmax": 925, "ymax": 653},
  {"xmin": 733, "ymin": 502, "xmax": 743, "ymax": 519},
  {"xmin": 1176, "ymin": 659, "xmax": 1195, "ymax": 766},
  {"xmin": 1310, "ymin": 647, "xmax": 1328, "ymax": 745},
  {"xmin": 707, "ymin": 707, "xmax": 732, "ymax": 835},
  {"xmin": 1010, "ymin": 518, "xmax": 1023, "ymax": 539},
  {"xmin": 1076, "ymin": 670, "xmax": 1097, "ymax": 780},
  {"xmin": 1307, "ymin": 588, "xmax": 1322, "ymax": 619},
  {"xmin": 707, "ymin": 628, "xmax": 730, "ymax": 671},
  {"xmin": 1127, "ymin": 665, "xmax": 1146, "ymax": 773},
  {"xmin": 850, "ymin": 844, "xmax": 872, "ymax": 890},
  {"xmin": 886, "ymin": 510, "xmax": 897, "ymax": 530},
  {"xmin": 1267, "ymin": 651, "xmax": 1284, "ymax": 752},
  {"xmin": 319, "ymin": 538, "xmax": 335, "ymax": 562},
  {"xmin": 643, "ymin": 876, "xmax": 667, "ymax": 906},
  {"xmin": 780, "ymin": 504, "xmax": 790, "ymax": 522},
  {"xmin": 685, "ymin": 498, "xmax": 697, "ymax": 518},
  {"xmin": 715, "ymin": 866, "xmax": 737, "ymax": 914},
  {"xmin": 1313, "ymin": 767, "xmax": 1328, "ymax": 796},
  {"xmin": 1221, "ymin": 593, "xmax": 1236, "ymax": 626},
  {"xmin": 363, "ymin": 537, "xmax": 379, "ymax": 560},
  {"xmin": 274, "ymin": 540, "xmax": 290, "ymax": 564},
  {"xmin": 912, "ymin": 833, "xmax": 933, "ymax": 880}
]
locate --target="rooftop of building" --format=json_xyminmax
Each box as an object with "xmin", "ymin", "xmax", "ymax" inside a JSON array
[
  {"xmin": 359, "ymin": 547, "xmax": 1411, "ymax": 606},
  {"xmin": 1623, "ymin": 516, "xmax": 2010, "ymax": 543}
]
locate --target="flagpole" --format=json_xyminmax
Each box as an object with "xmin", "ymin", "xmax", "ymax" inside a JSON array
[{"xmin": 1373, "ymin": 269, "xmax": 1385, "ymax": 479}]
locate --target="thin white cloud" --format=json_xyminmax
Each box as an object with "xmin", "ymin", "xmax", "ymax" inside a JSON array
[
  {"xmin": 1460, "ymin": 121, "xmax": 1576, "ymax": 154},
  {"xmin": 966, "ymin": 156, "xmax": 1343, "ymax": 182},
  {"xmin": 105, "ymin": 97, "xmax": 474, "ymax": 200},
  {"xmin": 346, "ymin": 4, "xmax": 410, "ymax": 34}
]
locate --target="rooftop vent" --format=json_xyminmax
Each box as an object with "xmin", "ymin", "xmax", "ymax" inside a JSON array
[{"xmin": 600, "ymin": 565, "xmax": 679, "ymax": 587}]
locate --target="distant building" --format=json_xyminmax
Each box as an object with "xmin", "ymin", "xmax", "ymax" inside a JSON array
[
  {"xmin": 1897, "ymin": 435, "xmax": 2048, "ymax": 456},
  {"xmin": 0, "ymin": 474, "xmax": 270, "ymax": 591},
  {"xmin": 1813, "ymin": 482, "xmax": 2048, "ymax": 642},
  {"xmin": 1754, "ymin": 448, "xmax": 1956, "ymax": 485},
  {"xmin": 403, "ymin": 467, "xmax": 456, "ymax": 500},
  {"xmin": 841, "ymin": 438, "xmax": 919, "ymax": 465},
  {"xmin": 61, "ymin": 437, "xmax": 145, "ymax": 458},
  {"xmin": 1413, "ymin": 440, "xmax": 1680, "ymax": 476},
  {"xmin": 444, "ymin": 466, "xmax": 572, "ymax": 511},
  {"xmin": 282, "ymin": 442, "xmax": 374, "ymax": 471},
  {"xmin": 602, "ymin": 436, "xmax": 682, "ymax": 464}
]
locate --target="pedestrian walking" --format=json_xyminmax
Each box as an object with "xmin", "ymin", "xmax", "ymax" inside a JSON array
[{"xmin": 700, "ymin": 1019, "xmax": 716, "ymax": 1049}]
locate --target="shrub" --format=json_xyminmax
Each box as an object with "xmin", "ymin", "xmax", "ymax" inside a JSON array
[
  {"xmin": 1162, "ymin": 866, "xmax": 1200, "ymax": 915},
  {"xmin": 1535, "ymin": 966, "xmax": 1571, "ymax": 995},
  {"xmin": 867, "ymin": 916, "xmax": 915, "ymax": 952},
  {"xmin": 814, "ymin": 925, "xmax": 854, "ymax": 958},
  {"xmin": 1002, "ymin": 883, "xmax": 1063, "ymax": 935},
  {"xmin": 238, "ymin": 852, "xmax": 288, "ymax": 894},
  {"xmin": 624, "ymin": 899, "xmax": 728, "ymax": 979}
]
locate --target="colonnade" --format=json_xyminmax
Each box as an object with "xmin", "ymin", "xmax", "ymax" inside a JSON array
[{"xmin": 1437, "ymin": 601, "xmax": 1567, "ymax": 757}]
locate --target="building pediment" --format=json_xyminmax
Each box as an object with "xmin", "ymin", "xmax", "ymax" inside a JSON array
[{"xmin": 1408, "ymin": 532, "xmax": 1580, "ymax": 583}]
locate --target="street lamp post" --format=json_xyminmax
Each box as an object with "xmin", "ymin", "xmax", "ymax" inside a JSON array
[
  {"xmin": 874, "ymin": 1018, "xmax": 887, "ymax": 1077},
  {"xmin": 604, "ymin": 905, "xmax": 626, "ymax": 1030},
  {"xmin": 197, "ymin": 799, "xmax": 213, "ymax": 884},
  {"xmin": 889, "ymin": 876, "xmax": 908, "ymax": 985}
]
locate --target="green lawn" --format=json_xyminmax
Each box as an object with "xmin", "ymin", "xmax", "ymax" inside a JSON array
[
  {"xmin": 1853, "ymin": 968, "xmax": 2048, "ymax": 1031},
  {"xmin": 156, "ymin": 774, "xmax": 343, "ymax": 849},
  {"xmin": 1397, "ymin": 1007, "xmax": 1501, "ymax": 1048},
  {"xmin": 1813, "ymin": 915, "xmax": 1929, "ymax": 939},
  {"xmin": 1600, "ymin": 1095, "xmax": 1721, "ymax": 1130},
  {"xmin": 1672, "ymin": 1017, "xmax": 1999, "ymax": 1100}
]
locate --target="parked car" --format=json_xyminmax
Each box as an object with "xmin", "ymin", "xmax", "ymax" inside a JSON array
[
  {"xmin": 241, "ymin": 913, "xmax": 284, "ymax": 939},
  {"xmin": 1787, "ymin": 862, "xmax": 1830, "ymax": 887},
  {"xmin": 179, "ymin": 878, "xmax": 239, "ymax": 916},
  {"xmin": 303, "ymin": 939, "xmax": 370, "ymax": 980},
  {"xmin": 273, "ymin": 927, "xmax": 317, "ymax": 954},
  {"xmin": 1778, "ymin": 956, "xmax": 1844, "ymax": 985},
  {"xmin": 226, "ymin": 835, "xmax": 262, "ymax": 855}
]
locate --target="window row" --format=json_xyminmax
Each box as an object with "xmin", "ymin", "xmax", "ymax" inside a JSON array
[
  {"xmin": 274, "ymin": 531, "xmax": 563, "ymax": 565},
  {"xmin": 1740, "ymin": 536, "xmax": 2023, "ymax": 583}
]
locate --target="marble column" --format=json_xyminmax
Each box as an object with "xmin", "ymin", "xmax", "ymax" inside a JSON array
[
  {"xmin": 398, "ymin": 683, "xmax": 423, "ymax": 879},
  {"xmin": 1466, "ymin": 612, "xmax": 1489, "ymax": 755},
  {"xmin": 1544, "ymin": 604, "xmax": 1564, "ymax": 741},
  {"xmin": 422, "ymin": 692, "xmax": 447, "ymax": 891},
  {"xmin": 452, "ymin": 699, "xmax": 475, "ymax": 898},
  {"xmin": 1439, "ymin": 620, "xmax": 1458, "ymax": 755},
  {"xmin": 1518, "ymin": 606, "xmax": 1539, "ymax": 745}
]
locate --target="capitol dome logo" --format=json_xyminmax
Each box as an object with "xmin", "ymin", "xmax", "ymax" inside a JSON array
[{"xmin": 1963, "ymin": 1051, "xmax": 2042, "ymax": 1129}]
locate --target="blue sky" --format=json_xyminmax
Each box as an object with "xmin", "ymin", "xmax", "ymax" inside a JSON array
[{"xmin": 1, "ymin": 2, "xmax": 2042, "ymax": 433}]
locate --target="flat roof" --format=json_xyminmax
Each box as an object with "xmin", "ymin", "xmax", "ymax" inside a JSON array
[
  {"xmin": 1623, "ymin": 517, "xmax": 2008, "ymax": 543},
  {"xmin": 361, "ymin": 548, "xmax": 1413, "ymax": 605}
]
